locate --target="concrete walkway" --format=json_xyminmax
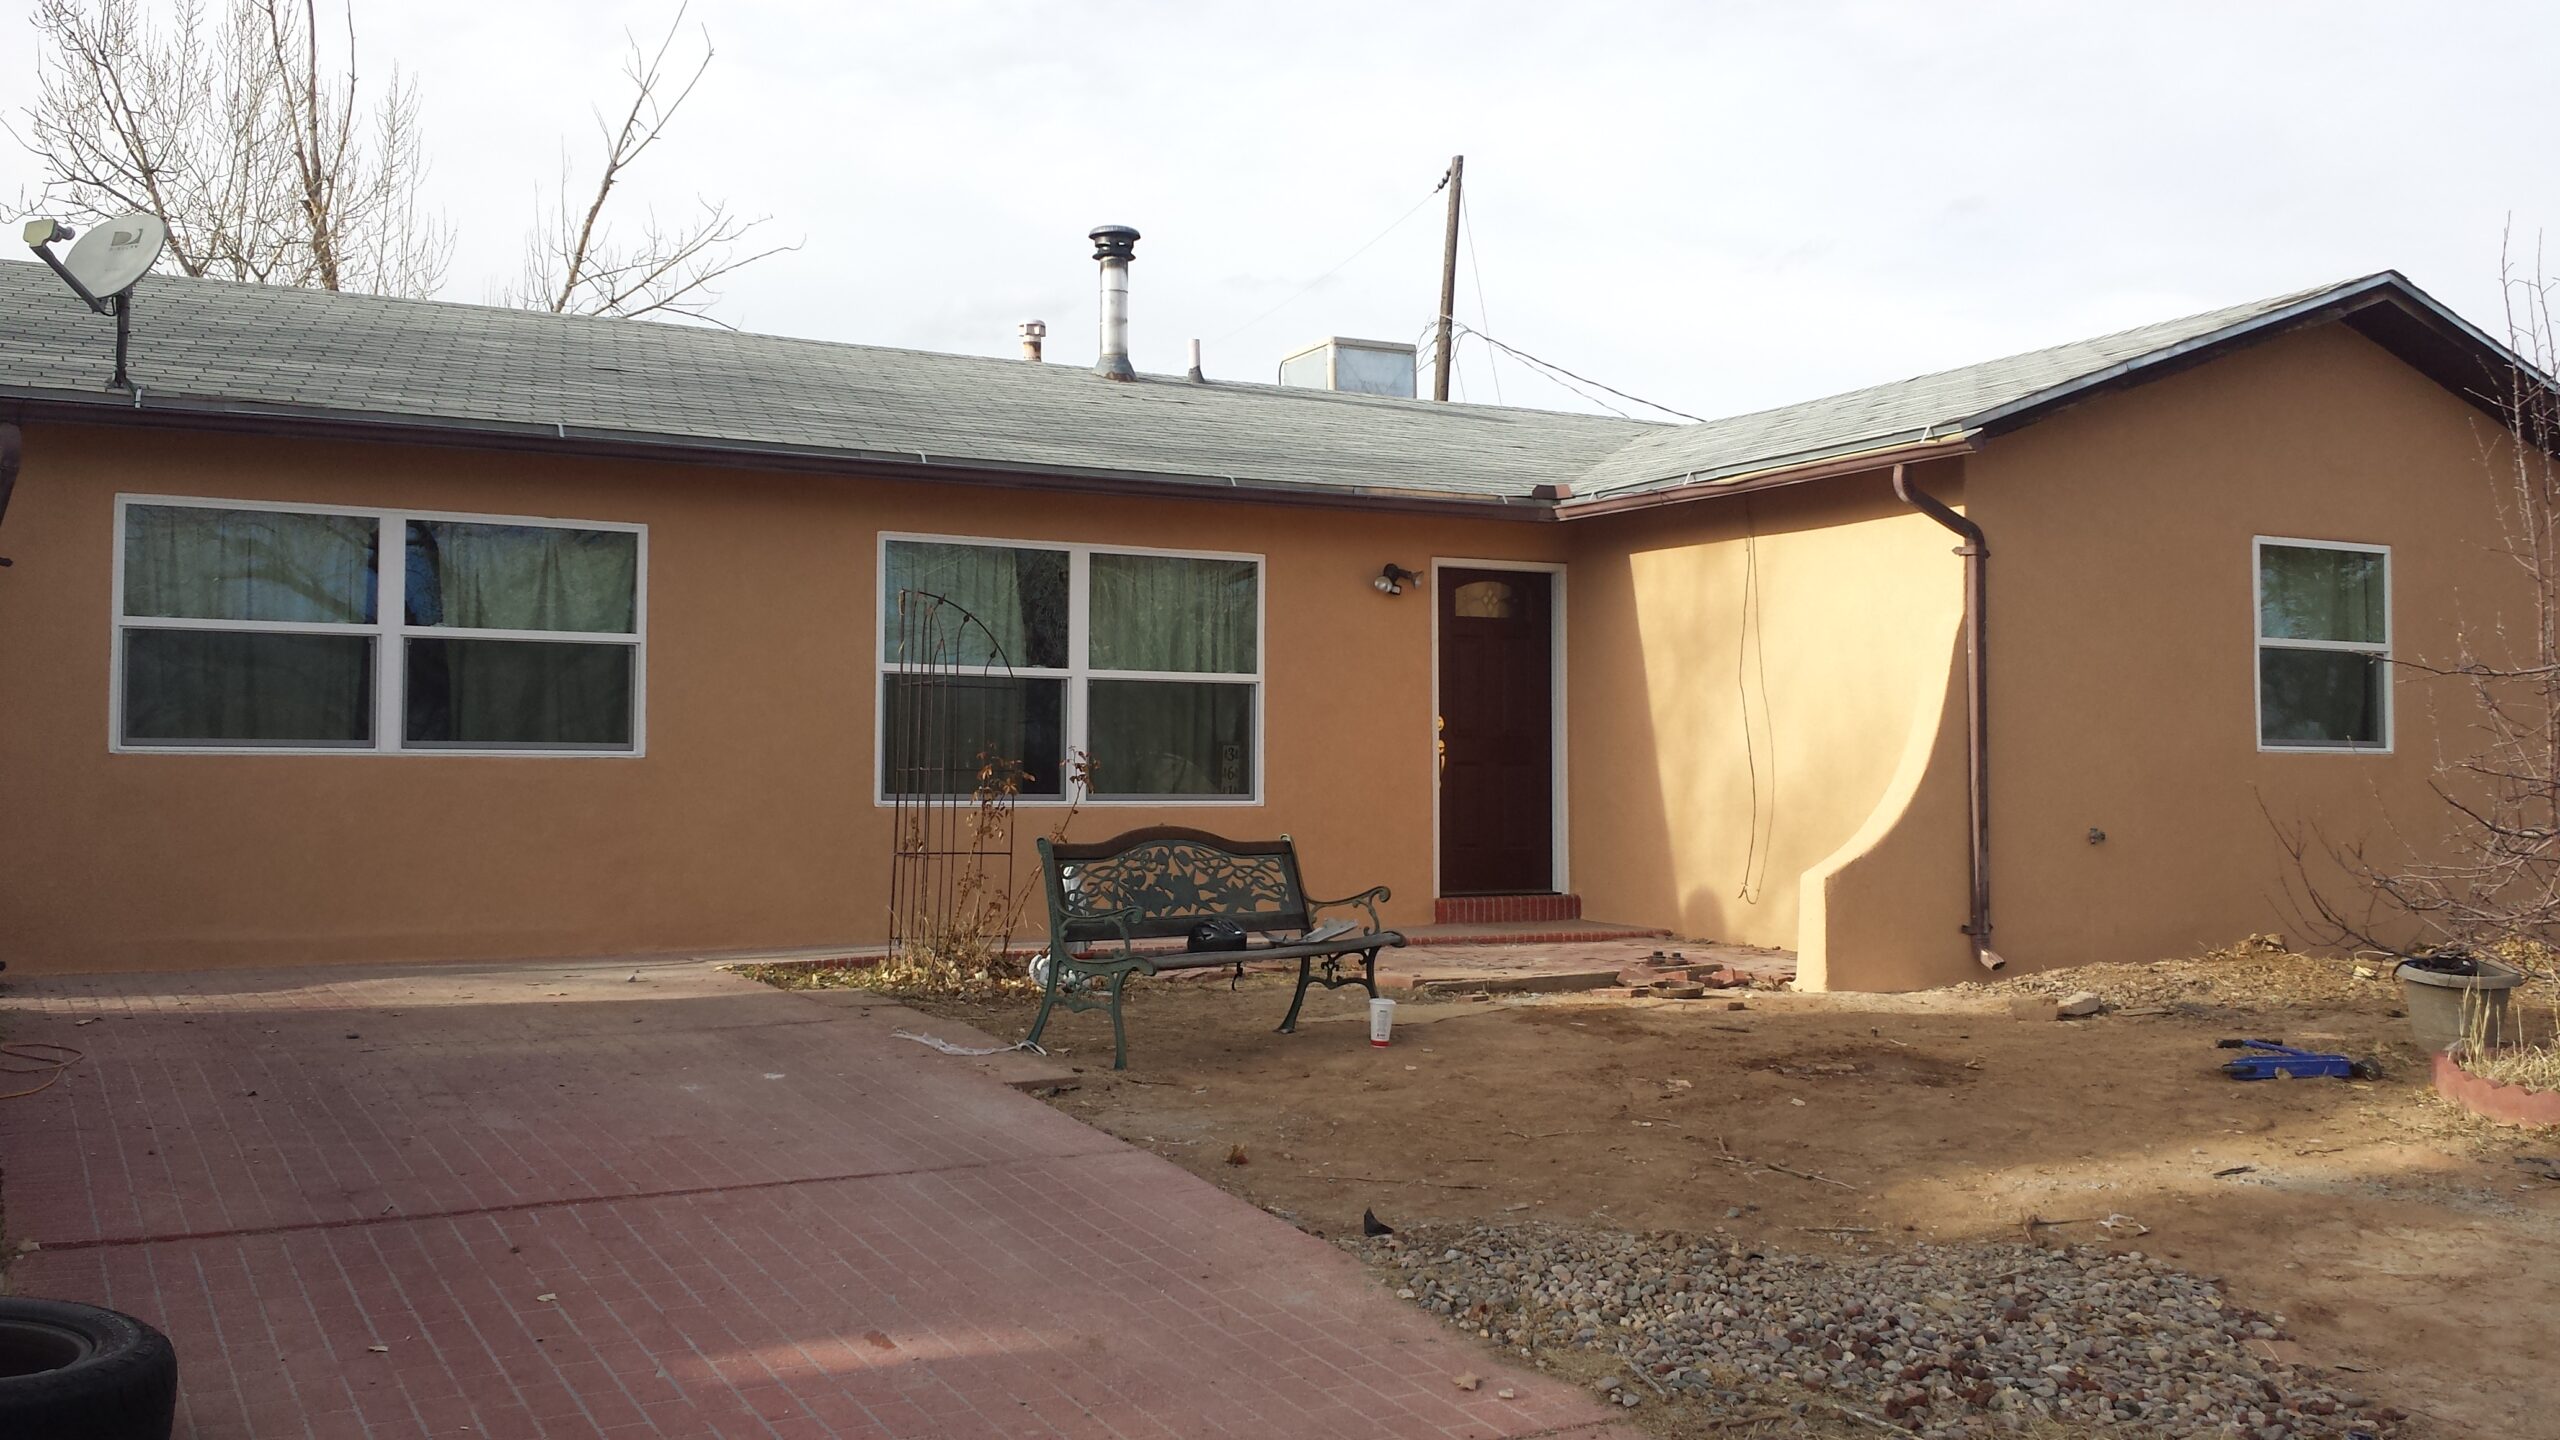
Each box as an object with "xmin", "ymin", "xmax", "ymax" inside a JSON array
[{"xmin": 1, "ymin": 960, "xmax": 1633, "ymax": 1440}]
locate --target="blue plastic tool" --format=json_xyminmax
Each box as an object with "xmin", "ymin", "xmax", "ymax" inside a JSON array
[{"xmin": 2216, "ymin": 1037, "xmax": 2369, "ymax": 1081}]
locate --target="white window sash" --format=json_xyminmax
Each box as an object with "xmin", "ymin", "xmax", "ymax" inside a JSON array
[
  {"xmin": 876, "ymin": 531, "xmax": 1266, "ymax": 806},
  {"xmin": 2252, "ymin": 535, "xmax": 2391, "ymax": 755},
  {"xmin": 111, "ymin": 494, "xmax": 646, "ymax": 758}
]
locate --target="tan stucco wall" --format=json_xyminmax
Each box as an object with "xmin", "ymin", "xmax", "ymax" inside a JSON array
[
  {"xmin": 1963, "ymin": 322, "xmax": 2533, "ymax": 975},
  {"xmin": 0, "ymin": 424, "xmax": 1565, "ymax": 973},
  {"xmin": 1562, "ymin": 320, "xmax": 2536, "ymax": 992},
  {"xmin": 1562, "ymin": 469, "xmax": 1967, "ymax": 962},
  {"xmin": 2, "ymin": 319, "xmax": 2528, "ymax": 984}
]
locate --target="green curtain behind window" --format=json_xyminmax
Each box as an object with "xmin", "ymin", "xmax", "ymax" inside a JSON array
[
  {"xmin": 123, "ymin": 631, "xmax": 373, "ymax": 744},
  {"xmin": 123, "ymin": 505, "xmax": 376, "ymax": 621},
  {"xmin": 405, "ymin": 638, "xmax": 634, "ymax": 748},
  {"xmin": 1089, "ymin": 554, "xmax": 1257, "ymax": 673},
  {"xmin": 1084, "ymin": 554, "xmax": 1257, "ymax": 796},
  {"xmin": 2260, "ymin": 547, "xmax": 2384, "ymax": 643},
  {"xmin": 408, "ymin": 522, "xmax": 637, "ymax": 632},
  {"xmin": 882, "ymin": 541, "xmax": 1069, "ymax": 669},
  {"xmin": 1088, "ymin": 679, "xmax": 1251, "ymax": 796}
]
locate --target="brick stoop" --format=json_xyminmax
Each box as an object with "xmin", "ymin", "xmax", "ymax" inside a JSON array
[
  {"xmin": 1435, "ymin": 892, "xmax": 1584, "ymax": 925},
  {"xmin": 1401, "ymin": 918, "xmax": 1671, "ymax": 946}
]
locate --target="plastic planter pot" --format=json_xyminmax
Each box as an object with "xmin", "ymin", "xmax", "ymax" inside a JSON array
[{"xmin": 2394, "ymin": 950, "xmax": 2525, "ymax": 1054}]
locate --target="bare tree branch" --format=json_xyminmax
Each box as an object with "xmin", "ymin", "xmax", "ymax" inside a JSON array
[
  {"xmin": 505, "ymin": 3, "xmax": 791, "ymax": 323},
  {"xmin": 2273, "ymin": 237, "xmax": 2560, "ymax": 980},
  {"xmin": 14, "ymin": 0, "xmax": 449, "ymax": 296}
]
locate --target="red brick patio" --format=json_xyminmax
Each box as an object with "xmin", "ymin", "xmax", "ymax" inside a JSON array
[{"xmin": 1, "ymin": 960, "xmax": 1637, "ymax": 1440}]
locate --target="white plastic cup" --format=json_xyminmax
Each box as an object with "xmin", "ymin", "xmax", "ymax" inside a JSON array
[{"xmin": 1369, "ymin": 997, "xmax": 1396, "ymax": 1047}]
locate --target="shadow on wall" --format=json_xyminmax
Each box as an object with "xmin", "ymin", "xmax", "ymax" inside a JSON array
[
  {"xmin": 1798, "ymin": 621, "xmax": 1977, "ymax": 992},
  {"xmin": 1566, "ymin": 470, "xmax": 1970, "ymax": 971}
]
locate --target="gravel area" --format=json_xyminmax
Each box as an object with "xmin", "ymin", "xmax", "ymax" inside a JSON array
[{"xmin": 1363, "ymin": 1224, "xmax": 2398, "ymax": 1438}]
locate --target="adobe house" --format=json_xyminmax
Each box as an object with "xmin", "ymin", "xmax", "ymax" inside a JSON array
[{"xmin": 0, "ymin": 232, "xmax": 2540, "ymax": 988}]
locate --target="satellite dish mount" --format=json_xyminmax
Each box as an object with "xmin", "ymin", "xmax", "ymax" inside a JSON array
[{"xmin": 24, "ymin": 212, "xmax": 169, "ymax": 391}]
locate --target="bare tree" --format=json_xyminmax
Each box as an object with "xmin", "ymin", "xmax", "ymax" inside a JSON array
[
  {"xmin": 505, "ymin": 5, "xmax": 788, "ymax": 325},
  {"xmin": 247, "ymin": 0, "xmax": 446, "ymax": 295},
  {"xmin": 17, "ymin": 1, "xmax": 783, "ymax": 320},
  {"xmin": 15, "ymin": 0, "xmax": 450, "ymax": 296},
  {"xmin": 2273, "ymin": 238, "xmax": 2560, "ymax": 967},
  {"xmin": 17, "ymin": 0, "xmax": 283, "ymax": 281}
]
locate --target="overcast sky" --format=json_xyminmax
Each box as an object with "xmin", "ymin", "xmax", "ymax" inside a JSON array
[{"xmin": 6, "ymin": 0, "xmax": 2557, "ymax": 421}]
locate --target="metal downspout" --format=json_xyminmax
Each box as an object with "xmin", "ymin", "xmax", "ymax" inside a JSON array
[
  {"xmin": 1892, "ymin": 462, "xmax": 2005, "ymax": 971},
  {"xmin": 0, "ymin": 422, "xmax": 19, "ymax": 567}
]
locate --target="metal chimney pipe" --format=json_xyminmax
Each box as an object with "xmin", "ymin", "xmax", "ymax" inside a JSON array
[
  {"xmin": 1090, "ymin": 224, "xmax": 1140, "ymax": 381},
  {"xmin": 1018, "ymin": 319, "xmax": 1047, "ymax": 361},
  {"xmin": 1186, "ymin": 338, "xmax": 1205, "ymax": 383}
]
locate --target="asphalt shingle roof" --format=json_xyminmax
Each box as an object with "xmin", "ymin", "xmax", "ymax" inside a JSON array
[
  {"xmin": 0, "ymin": 261, "xmax": 1652, "ymax": 503},
  {"xmin": 1571, "ymin": 283, "xmax": 2347, "ymax": 499},
  {"xmin": 0, "ymin": 262, "xmax": 2466, "ymax": 507}
]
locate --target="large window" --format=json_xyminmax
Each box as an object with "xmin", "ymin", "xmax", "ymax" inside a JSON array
[
  {"xmin": 114, "ymin": 497, "xmax": 644, "ymax": 754},
  {"xmin": 879, "ymin": 535, "xmax": 1261, "ymax": 802},
  {"xmin": 2255, "ymin": 537, "xmax": 2388, "ymax": 751}
]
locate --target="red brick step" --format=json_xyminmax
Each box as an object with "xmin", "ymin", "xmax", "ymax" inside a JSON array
[{"xmin": 1434, "ymin": 892, "xmax": 1583, "ymax": 925}]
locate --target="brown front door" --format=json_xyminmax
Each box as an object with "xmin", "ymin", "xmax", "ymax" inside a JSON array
[{"xmin": 1437, "ymin": 567, "xmax": 1555, "ymax": 895}]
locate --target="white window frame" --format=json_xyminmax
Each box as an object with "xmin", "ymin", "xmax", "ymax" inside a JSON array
[
  {"xmin": 2252, "ymin": 535, "xmax": 2390, "ymax": 755},
  {"xmin": 110, "ymin": 493, "xmax": 648, "ymax": 757},
  {"xmin": 873, "ymin": 531, "xmax": 1266, "ymax": 807}
]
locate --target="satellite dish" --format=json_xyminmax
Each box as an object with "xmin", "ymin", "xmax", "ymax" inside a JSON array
[
  {"xmin": 62, "ymin": 212, "xmax": 166, "ymax": 297},
  {"xmin": 23, "ymin": 209, "xmax": 168, "ymax": 390}
]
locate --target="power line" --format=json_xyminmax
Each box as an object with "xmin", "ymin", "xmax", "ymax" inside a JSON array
[
  {"xmin": 1214, "ymin": 188, "xmax": 1440, "ymax": 345},
  {"xmin": 1460, "ymin": 194, "xmax": 1503, "ymax": 405},
  {"xmin": 1452, "ymin": 325, "xmax": 1636, "ymax": 418},
  {"xmin": 1450, "ymin": 322, "xmax": 1705, "ymax": 423}
]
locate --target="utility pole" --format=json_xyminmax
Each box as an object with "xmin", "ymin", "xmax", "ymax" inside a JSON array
[{"xmin": 1433, "ymin": 154, "xmax": 1463, "ymax": 402}]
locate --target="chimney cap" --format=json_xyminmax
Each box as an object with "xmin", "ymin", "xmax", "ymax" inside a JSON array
[{"xmin": 1090, "ymin": 224, "xmax": 1140, "ymax": 261}]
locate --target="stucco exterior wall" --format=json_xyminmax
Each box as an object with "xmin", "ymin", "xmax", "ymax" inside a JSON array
[
  {"xmin": 1966, "ymin": 322, "xmax": 2533, "ymax": 972},
  {"xmin": 0, "ymin": 423, "xmax": 1565, "ymax": 973},
  {"xmin": 1, "ymin": 318, "xmax": 2528, "ymax": 984},
  {"xmin": 1562, "ymin": 469, "xmax": 1967, "ymax": 956}
]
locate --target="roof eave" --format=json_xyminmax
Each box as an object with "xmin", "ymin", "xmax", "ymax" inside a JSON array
[
  {"xmin": 1556, "ymin": 431, "xmax": 1980, "ymax": 518},
  {"xmin": 0, "ymin": 385, "xmax": 1567, "ymax": 520}
]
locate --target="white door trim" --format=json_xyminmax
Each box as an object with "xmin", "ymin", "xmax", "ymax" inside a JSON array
[{"xmin": 1429, "ymin": 557, "xmax": 1569, "ymax": 900}]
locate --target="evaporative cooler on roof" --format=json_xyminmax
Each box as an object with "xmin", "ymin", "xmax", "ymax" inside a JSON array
[{"xmin": 1277, "ymin": 337, "xmax": 1419, "ymax": 398}]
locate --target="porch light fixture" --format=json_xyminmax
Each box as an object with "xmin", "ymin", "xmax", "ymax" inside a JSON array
[{"xmin": 1374, "ymin": 563, "xmax": 1421, "ymax": 596}]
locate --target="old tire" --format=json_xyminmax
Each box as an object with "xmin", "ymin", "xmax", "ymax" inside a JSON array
[{"xmin": 0, "ymin": 1297, "xmax": 177, "ymax": 1440}]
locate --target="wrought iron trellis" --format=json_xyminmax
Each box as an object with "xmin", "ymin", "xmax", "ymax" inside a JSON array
[{"xmin": 885, "ymin": 589, "xmax": 1023, "ymax": 968}]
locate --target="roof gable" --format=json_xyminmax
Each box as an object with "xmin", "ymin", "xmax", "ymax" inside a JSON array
[{"xmin": 1562, "ymin": 272, "xmax": 2539, "ymax": 507}]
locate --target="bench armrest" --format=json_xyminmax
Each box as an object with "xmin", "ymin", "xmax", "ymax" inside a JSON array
[
  {"xmin": 1054, "ymin": 901, "xmax": 1144, "ymax": 955},
  {"xmin": 1305, "ymin": 884, "xmax": 1392, "ymax": 935}
]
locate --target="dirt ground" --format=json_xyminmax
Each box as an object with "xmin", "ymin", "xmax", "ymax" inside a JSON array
[{"xmin": 892, "ymin": 952, "xmax": 2560, "ymax": 1440}]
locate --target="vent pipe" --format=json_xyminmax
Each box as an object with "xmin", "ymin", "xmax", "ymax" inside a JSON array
[
  {"xmin": 1090, "ymin": 224, "xmax": 1140, "ymax": 381},
  {"xmin": 1186, "ymin": 338, "xmax": 1205, "ymax": 383},
  {"xmin": 1018, "ymin": 319, "xmax": 1047, "ymax": 361}
]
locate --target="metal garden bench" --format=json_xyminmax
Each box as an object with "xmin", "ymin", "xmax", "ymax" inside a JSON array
[{"xmin": 1024, "ymin": 826, "xmax": 1407, "ymax": 1069}]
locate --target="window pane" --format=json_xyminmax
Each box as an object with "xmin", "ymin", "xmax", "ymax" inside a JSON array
[
  {"xmin": 407, "ymin": 522, "xmax": 638, "ymax": 633},
  {"xmin": 1090, "ymin": 554, "xmax": 1258, "ymax": 673},
  {"xmin": 123, "ymin": 505, "xmax": 376, "ymax": 623},
  {"xmin": 1452, "ymin": 580, "xmax": 1518, "ymax": 619},
  {"xmin": 1088, "ymin": 679, "xmax": 1253, "ymax": 796},
  {"xmin": 404, "ymin": 638, "xmax": 634, "ymax": 749},
  {"xmin": 883, "ymin": 542, "xmax": 1068, "ymax": 669},
  {"xmin": 881, "ymin": 674, "xmax": 1064, "ymax": 797},
  {"xmin": 122, "ymin": 629, "xmax": 373, "ymax": 745},
  {"xmin": 2260, "ymin": 546, "xmax": 2384, "ymax": 644},
  {"xmin": 2260, "ymin": 648, "xmax": 2384, "ymax": 747}
]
